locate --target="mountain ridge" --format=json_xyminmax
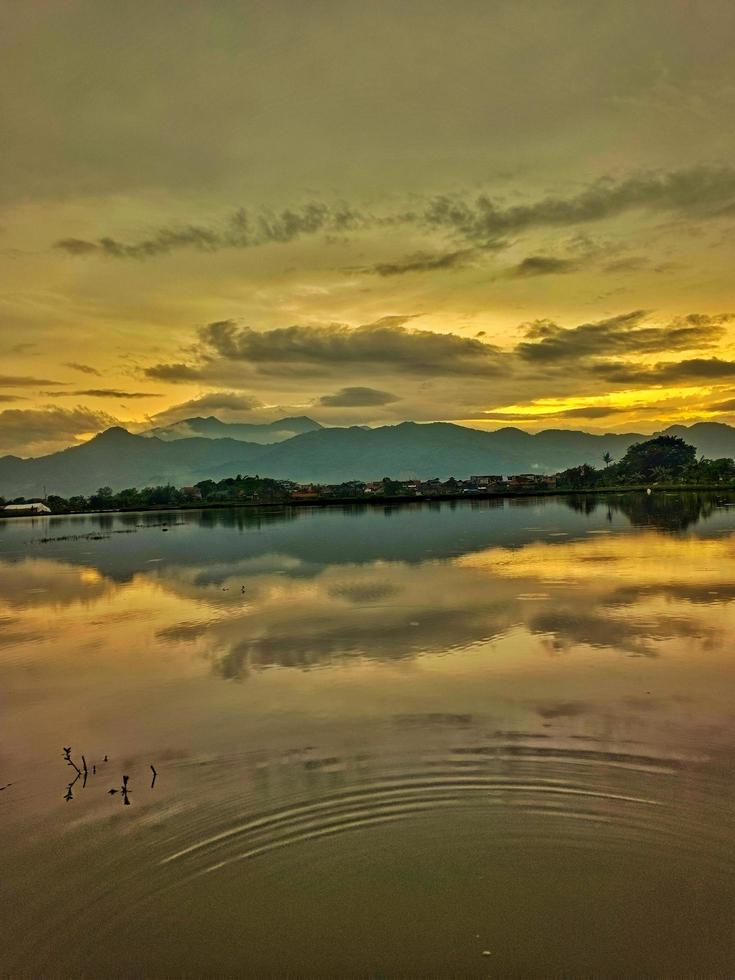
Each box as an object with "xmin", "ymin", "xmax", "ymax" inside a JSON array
[
  {"xmin": 144, "ymin": 414, "xmax": 323, "ymax": 444},
  {"xmin": 2, "ymin": 420, "xmax": 735, "ymax": 498}
]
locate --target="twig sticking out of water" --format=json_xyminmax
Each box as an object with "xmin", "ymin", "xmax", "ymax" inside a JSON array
[
  {"xmin": 150, "ymin": 765, "xmax": 158, "ymax": 789},
  {"xmin": 62, "ymin": 746, "xmax": 81, "ymax": 775},
  {"xmin": 64, "ymin": 771, "xmax": 81, "ymax": 801},
  {"xmin": 62, "ymin": 746, "xmax": 86, "ymax": 800},
  {"xmin": 110, "ymin": 775, "xmax": 131, "ymax": 804}
]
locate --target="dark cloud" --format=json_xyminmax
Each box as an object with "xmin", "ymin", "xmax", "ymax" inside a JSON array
[
  {"xmin": 482, "ymin": 404, "xmax": 636, "ymax": 421},
  {"xmin": 424, "ymin": 166, "xmax": 735, "ymax": 244},
  {"xmin": 55, "ymin": 239, "xmax": 100, "ymax": 255},
  {"xmin": 364, "ymin": 248, "xmax": 476, "ymax": 277},
  {"xmin": 318, "ymin": 386, "xmax": 400, "ymax": 407},
  {"xmin": 597, "ymin": 356, "xmax": 735, "ymax": 385},
  {"xmin": 64, "ymin": 362, "xmax": 102, "ymax": 376},
  {"xmin": 507, "ymin": 255, "xmax": 578, "ymax": 277},
  {"xmin": 0, "ymin": 395, "xmax": 25, "ymax": 403},
  {"xmin": 516, "ymin": 311, "xmax": 730, "ymax": 363},
  {"xmin": 0, "ymin": 374, "xmax": 65, "ymax": 387},
  {"xmin": 709, "ymin": 397, "xmax": 735, "ymax": 412},
  {"xmin": 70, "ymin": 388, "xmax": 160, "ymax": 399},
  {"xmin": 54, "ymin": 203, "xmax": 364, "ymax": 259},
  {"xmin": 0, "ymin": 406, "xmax": 117, "ymax": 455},
  {"xmin": 149, "ymin": 392, "xmax": 264, "ymax": 425},
  {"xmin": 144, "ymin": 362, "xmax": 204, "ymax": 382},
  {"xmin": 52, "ymin": 167, "xmax": 735, "ymax": 261},
  {"xmin": 194, "ymin": 315, "xmax": 503, "ymax": 377}
]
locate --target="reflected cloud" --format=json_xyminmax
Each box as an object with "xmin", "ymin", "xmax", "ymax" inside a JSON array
[{"xmin": 1, "ymin": 497, "xmax": 735, "ymax": 678}]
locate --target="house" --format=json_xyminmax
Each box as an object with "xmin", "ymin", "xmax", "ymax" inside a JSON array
[
  {"xmin": 3, "ymin": 502, "xmax": 52, "ymax": 515},
  {"xmin": 469, "ymin": 474, "xmax": 505, "ymax": 487},
  {"xmin": 506, "ymin": 473, "xmax": 557, "ymax": 489},
  {"xmin": 181, "ymin": 486, "xmax": 203, "ymax": 500},
  {"xmin": 292, "ymin": 484, "xmax": 322, "ymax": 499}
]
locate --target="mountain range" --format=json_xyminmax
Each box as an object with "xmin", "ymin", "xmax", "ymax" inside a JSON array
[{"xmin": 2, "ymin": 418, "xmax": 735, "ymax": 499}]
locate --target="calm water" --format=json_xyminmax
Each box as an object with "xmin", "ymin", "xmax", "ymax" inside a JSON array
[{"xmin": 2, "ymin": 493, "xmax": 735, "ymax": 976}]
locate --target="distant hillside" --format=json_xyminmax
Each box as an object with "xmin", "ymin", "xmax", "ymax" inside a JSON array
[
  {"xmin": 2, "ymin": 420, "xmax": 735, "ymax": 498},
  {"xmin": 0, "ymin": 427, "xmax": 266, "ymax": 498},
  {"xmin": 211, "ymin": 421, "xmax": 644, "ymax": 484},
  {"xmin": 144, "ymin": 415, "xmax": 323, "ymax": 444},
  {"xmin": 656, "ymin": 422, "xmax": 735, "ymax": 460}
]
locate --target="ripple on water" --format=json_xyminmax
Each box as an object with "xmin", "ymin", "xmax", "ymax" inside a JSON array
[{"xmin": 7, "ymin": 728, "xmax": 735, "ymax": 977}]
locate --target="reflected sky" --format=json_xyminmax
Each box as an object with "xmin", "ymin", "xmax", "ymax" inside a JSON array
[{"xmin": 3, "ymin": 495, "xmax": 735, "ymax": 975}]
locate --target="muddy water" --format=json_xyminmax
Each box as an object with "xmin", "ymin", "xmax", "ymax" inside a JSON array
[{"xmin": 2, "ymin": 494, "xmax": 735, "ymax": 976}]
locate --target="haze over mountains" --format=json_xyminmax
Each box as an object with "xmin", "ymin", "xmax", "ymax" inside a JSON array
[{"xmin": 3, "ymin": 417, "xmax": 735, "ymax": 499}]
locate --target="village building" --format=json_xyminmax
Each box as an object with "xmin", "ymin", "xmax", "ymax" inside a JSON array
[
  {"xmin": 3, "ymin": 502, "xmax": 52, "ymax": 515},
  {"xmin": 469, "ymin": 474, "xmax": 505, "ymax": 487}
]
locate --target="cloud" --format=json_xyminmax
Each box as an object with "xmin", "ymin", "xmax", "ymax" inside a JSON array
[
  {"xmin": 144, "ymin": 362, "xmax": 204, "ymax": 382},
  {"xmin": 482, "ymin": 404, "xmax": 636, "ymax": 421},
  {"xmin": 149, "ymin": 392, "xmax": 264, "ymax": 425},
  {"xmin": 0, "ymin": 374, "xmax": 65, "ymax": 387},
  {"xmin": 709, "ymin": 397, "xmax": 735, "ymax": 412},
  {"xmin": 0, "ymin": 395, "xmax": 25, "ymax": 404},
  {"xmin": 516, "ymin": 311, "xmax": 730, "ymax": 363},
  {"xmin": 51, "ymin": 167, "xmax": 735, "ymax": 261},
  {"xmin": 54, "ymin": 203, "xmax": 364, "ymax": 259},
  {"xmin": 507, "ymin": 255, "xmax": 578, "ymax": 277},
  {"xmin": 193, "ymin": 315, "xmax": 503, "ymax": 377},
  {"xmin": 56, "ymin": 388, "xmax": 161, "ymax": 399},
  {"xmin": 55, "ymin": 239, "xmax": 100, "ymax": 256},
  {"xmin": 363, "ymin": 248, "xmax": 476, "ymax": 277},
  {"xmin": 597, "ymin": 356, "xmax": 735, "ymax": 385},
  {"xmin": 602, "ymin": 256, "xmax": 650, "ymax": 274},
  {"xmin": 318, "ymin": 386, "xmax": 400, "ymax": 407},
  {"xmin": 0, "ymin": 406, "xmax": 118, "ymax": 456},
  {"xmin": 424, "ymin": 166, "xmax": 735, "ymax": 244},
  {"xmin": 64, "ymin": 362, "xmax": 102, "ymax": 376}
]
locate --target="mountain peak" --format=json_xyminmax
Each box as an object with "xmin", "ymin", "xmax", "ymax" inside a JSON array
[{"xmin": 91, "ymin": 426, "xmax": 139, "ymax": 443}]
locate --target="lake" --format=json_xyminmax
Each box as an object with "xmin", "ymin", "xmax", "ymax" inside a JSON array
[{"xmin": 2, "ymin": 493, "xmax": 735, "ymax": 976}]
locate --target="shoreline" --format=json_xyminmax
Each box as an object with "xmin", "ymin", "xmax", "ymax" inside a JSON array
[{"xmin": 3, "ymin": 483, "xmax": 735, "ymax": 519}]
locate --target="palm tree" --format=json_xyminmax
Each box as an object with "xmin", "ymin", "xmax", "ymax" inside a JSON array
[{"xmin": 602, "ymin": 451, "xmax": 613, "ymax": 468}]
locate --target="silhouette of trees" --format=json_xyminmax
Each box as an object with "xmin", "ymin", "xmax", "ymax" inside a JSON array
[{"xmin": 616, "ymin": 435, "xmax": 696, "ymax": 482}]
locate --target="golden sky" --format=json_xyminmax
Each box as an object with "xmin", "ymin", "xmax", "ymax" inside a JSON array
[{"xmin": 2, "ymin": 0, "xmax": 735, "ymax": 456}]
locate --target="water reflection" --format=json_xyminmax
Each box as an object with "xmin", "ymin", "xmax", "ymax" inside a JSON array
[
  {"xmin": 2, "ymin": 494, "xmax": 735, "ymax": 975},
  {"xmin": 562, "ymin": 490, "xmax": 720, "ymax": 531}
]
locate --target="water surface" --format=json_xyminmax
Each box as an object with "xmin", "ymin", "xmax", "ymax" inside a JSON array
[{"xmin": 2, "ymin": 494, "xmax": 735, "ymax": 976}]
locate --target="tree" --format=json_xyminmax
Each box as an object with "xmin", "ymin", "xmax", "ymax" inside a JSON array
[
  {"xmin": 617, "ymin": 435, "xmax": 696, "ymax": 481},
  {"xmin": 556, "ymin": 463, "xmax": 599, "ymax": 489},
  {"xmin": 602, "ymin": 451, "xmax": 613, "ymax": 467},
  {"xmin": 89, "ymin": 486, "xmax": 114, "ymax": 509}
]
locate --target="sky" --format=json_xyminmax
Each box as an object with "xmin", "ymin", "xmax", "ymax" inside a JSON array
[{"xmin": 2, "ymin": 0, "xmax": 735, "ymax": 456}]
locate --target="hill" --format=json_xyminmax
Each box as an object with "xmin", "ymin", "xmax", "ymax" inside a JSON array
[
  {"xmin": 2, "ymin": 420, "xmax": 735, "ymax": 498},
  {"xmin": 0, "ymin": 427, "xmax": 267, "ymax": 498}
]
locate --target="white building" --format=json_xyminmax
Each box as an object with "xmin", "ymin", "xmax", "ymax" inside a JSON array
[{"xmin": 3, "ymin": 502, "xmax": 52, "ymax": 515}]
